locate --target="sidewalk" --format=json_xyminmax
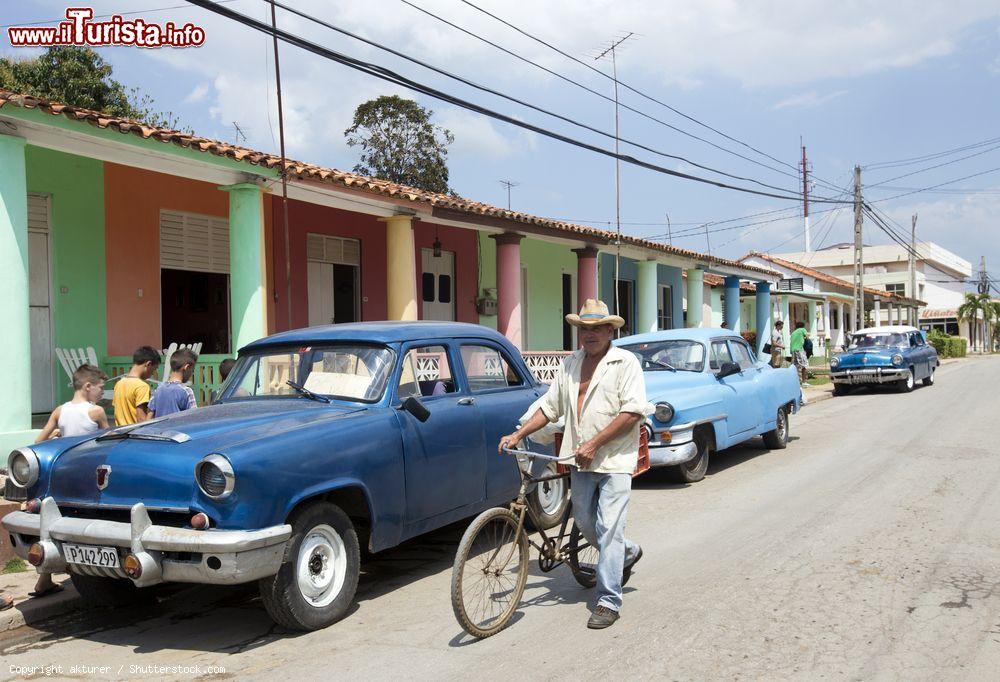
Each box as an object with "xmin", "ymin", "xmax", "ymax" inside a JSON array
[{"xmin": 1, "ymin": 568, "xmax": 82, "ymax": 633}]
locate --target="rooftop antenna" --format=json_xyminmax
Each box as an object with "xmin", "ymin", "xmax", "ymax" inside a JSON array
[
  {"xmin": 232, "ymin": 121, "xmax": 248, "ymax": 145},
  {"xmin": 499, "ymin": 179, "xmax": 519, "ymax": 210},
  {"xmin": 595, "ymin": 31, "xmax": 635, "ymax": 333}
]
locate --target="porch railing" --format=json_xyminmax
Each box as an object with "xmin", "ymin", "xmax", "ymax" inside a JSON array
[
  {"xmin": 104, "ymin": 355, "xmax": 228, "ymax": 407},
  {"xmin": 522, "ymin": 351, "xmax": 572, "ymax": 384}
]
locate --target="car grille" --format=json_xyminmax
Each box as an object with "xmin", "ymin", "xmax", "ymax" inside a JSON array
[{"xmin": 57, "ymin": 505, "xmax": 192, "ymax": 528}]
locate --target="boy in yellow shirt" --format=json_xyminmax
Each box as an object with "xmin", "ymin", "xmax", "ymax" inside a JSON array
[{"xmin": 112, "ymin": 346, "xmax": 160, "ymax": 425}]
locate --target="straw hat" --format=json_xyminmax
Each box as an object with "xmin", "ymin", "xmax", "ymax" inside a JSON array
[{"xmin": 565, "ymin": 299, "xmax": 625, "ymax": 329}]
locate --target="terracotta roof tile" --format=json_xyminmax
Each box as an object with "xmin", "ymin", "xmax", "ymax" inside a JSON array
[{"xmin": 0, "ymin": 90, "xmax": 782, "ymax": 279}]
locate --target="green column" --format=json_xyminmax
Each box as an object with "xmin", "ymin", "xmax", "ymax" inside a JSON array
[
  {"xmin": 220, "ymin": 183, "xmax": 267, "ymax": 352},
  {"xmin": 686, "ymin": 268, "xmax": 704, "ymax": 328},
  {"xmin": 0, "ymin": 135, "xmax": 35, "ymax": 450},
  {"xmin": 637, "ymin": 260, "xmax": 658, "ymax": 333}
]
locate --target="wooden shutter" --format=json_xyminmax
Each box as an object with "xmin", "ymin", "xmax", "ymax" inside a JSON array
[
  {"xmin": 160, "ymin": 210, "xmax": 230, "ymax": 273},
  {"xmin": 306, "ymin": 233, "xmax": 360, "ymax": 266},
  {"xmin": 27, "ymin": 193, "xmax": 49, "ymax": 233}
]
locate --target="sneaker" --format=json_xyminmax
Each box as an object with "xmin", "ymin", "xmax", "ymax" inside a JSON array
[{"xmin": 587, "ymin": 605, "xmax": 620, "ymax": 629}]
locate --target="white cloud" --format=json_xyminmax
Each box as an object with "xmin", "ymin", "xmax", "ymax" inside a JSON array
[
  {"xmin": 435, "ymin": 107, "xmax": 537, "ymax": 161},
  {"xmin": 772, "ymin": 90, "xmax": 848, "ymax": 110},
  {"xmin": 182, "ymin": 82, "xmax": 209, "ymax": 104}
]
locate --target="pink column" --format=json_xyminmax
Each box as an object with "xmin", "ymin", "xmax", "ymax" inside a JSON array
[
  {"xmin": 491, "ymin": 233, "xmax": 524, "ymax": 349},
  {"xmin": 573, "ymin": 246, "xmax": 599, "ymax": 308}
]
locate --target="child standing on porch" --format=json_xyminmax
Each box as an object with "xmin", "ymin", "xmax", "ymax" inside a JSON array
[
  {"xmin": 30, "ymin": 364, "xmax": 110, "ymax": 599},
  {"xmin": 113, "ymin": 346, "xmax": 160, "ymax": 425},
  {"xmin": 149, "ymin": 348, "xmax": 199, "ymax": 417},
  {"xmin": 35, "ymin": 364, "xmax": 109, "ymax": 442}
]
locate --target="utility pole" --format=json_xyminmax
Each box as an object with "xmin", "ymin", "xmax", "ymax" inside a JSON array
[
  {"xmin": 499, "ymin": 179, "xmax": 519, "ymax": 210},
  {"xmin": 232, "ymin": 121, "xmax": 247, "ymax": 145},
  {"xmin": 703, "ymin": 222, "xmax": 712, "ymax": 255},
  {"xmin": 665, "ymin": 213, "xmax": 673, "ymax": 246},
  {"xmin": 801, "ymin": 142, "xmax": 811, "ymax": 252},
  {"xmin": 269, "ymin": 0, "xmax": 292, "ymax": 330},
  {"xmin": 852, "ymin": 165, "xmax": 864, "ymax": 331},
  {"xmin": 595, "ymin": 32, "xmax": 634, "ymax": 329},
  {"xmin": 909, "ymin": 214, "xmax": 917, "ymax": 325}
]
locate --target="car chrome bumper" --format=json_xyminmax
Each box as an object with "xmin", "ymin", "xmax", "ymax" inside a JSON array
[
  {"xmin": 2, "ymin": 497, "xmax": 292, "ymax": 587},
  {"xmin": 830, "ymin": 367, "xmax": 911, "ymax": 385},
  {"xmin": 647, "ymin": 419, "xmax": 706, "ymax": 467}
]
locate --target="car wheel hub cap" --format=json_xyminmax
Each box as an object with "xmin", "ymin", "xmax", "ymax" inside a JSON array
[
  {"xmin": 297, "ymin": 524, "xmax": 347, "ymax": 608},
  {"xmin": 537, "ymin": 477, "xmax": 565, "ymax": 516}
]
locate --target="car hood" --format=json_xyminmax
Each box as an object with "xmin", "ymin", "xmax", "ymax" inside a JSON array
[
  {"xmin": 643, "ymin": 370, "xmax": 713, "ymax": 396},
  {"xmin": 43, "ymin": 400, "xmax": 365, "ymax": 511}
]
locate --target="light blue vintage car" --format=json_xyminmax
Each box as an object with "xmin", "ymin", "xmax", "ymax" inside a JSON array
[
  {"xmin": 830, "ymin": 325, "xmax": 939, "ymax": 395},
  {"xmin": 615, "ymin": 328, "xmax": 802, "ymax": 483}
]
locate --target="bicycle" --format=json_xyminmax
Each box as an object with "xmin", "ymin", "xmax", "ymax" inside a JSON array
[{"xmin": 450, "ymin": 446, "xmax": 633, "ymax": 639}]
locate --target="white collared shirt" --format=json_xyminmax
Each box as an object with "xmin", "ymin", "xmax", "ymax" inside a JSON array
[{"xmin": 538, "ymin": 345, "xmax": 650, "ymax": 474}]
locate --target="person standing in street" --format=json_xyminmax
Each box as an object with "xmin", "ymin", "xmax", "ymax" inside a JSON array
[
  {"xmin": 771, "ymin": 320, "xmax": 786, "ymax": 368},
  {"xmin": 499, "ymin": 299, "xmax": 647, "ymax": 630},
  {"xmin": 789, "ymin": 321, "xmax": 810, "ymax": 387}
]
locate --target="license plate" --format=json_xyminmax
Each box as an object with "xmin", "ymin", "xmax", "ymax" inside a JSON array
[{"xmin": 63, "ymin": 543, "xmax": 121, "ymax": 568}]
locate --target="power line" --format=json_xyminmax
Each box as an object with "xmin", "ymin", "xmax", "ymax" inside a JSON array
[
  {"xmin": 268, "ymin": 0, "xmax": 804, "ymax": 197},
  {"xmin": 863, "ymin": 135, "xmax": 1000, "ymax": 171},
  {"xmin": 864, "ymin": 142, "xmax": 1000, "ymax": 189},
  {"xmin": 186, "ymin": 0, "xmax": 849, "ymax": 204},
  {"xmin": 401, "ymin": 0, "xmax": 827, "ymax": 191},
  {"xmin": 869, "ymin": 166, "xmax": 1000, "ymax": 203}
]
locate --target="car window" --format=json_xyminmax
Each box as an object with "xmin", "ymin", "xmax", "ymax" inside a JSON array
[
  {"xmin": 729, "ymin": 340, "xmax": 755, "ymax": 370},
  {"xmin": 398, "ymin": 345, "xmax": 456, "ymax": 399},
  {"xmin": 619, "ymin": 340, "xmax": 706, "ymax": 372},
  {"xmin": 710, "ymin": 340, "xmax": 734, "ymax": 372},
  {"xmin": 910, "ymin": 332, "xmax": 924, "ymax": 347},
  {"xmin": 460, "ymin": 345, "xmax": 524, "ymax": 392},
  {"xmin": 229, "ymin": 345, "xmax": 394, "ymax": 402}
]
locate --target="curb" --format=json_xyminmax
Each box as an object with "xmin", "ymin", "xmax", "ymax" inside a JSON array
[{"xmin": 0, "ymin": 580, "xmax": 83, "ymax": 634}]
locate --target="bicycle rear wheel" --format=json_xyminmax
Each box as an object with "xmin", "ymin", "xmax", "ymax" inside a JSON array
[
  {"xmin": 566, "ymin": 522, "xmax": 632, "ymax": 589},
  {"xmin": 451, "ymin": 507, "xmax": 529, "ymax": 639}
]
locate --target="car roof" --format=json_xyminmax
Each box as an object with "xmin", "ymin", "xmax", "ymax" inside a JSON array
[
  {"xmin": 853, "ymin": 325, "xmax": 920, "ymax": 335},
  {"xmin": 241, "ymin": 321, "xmax": 510, "ymax": 353},
  {"xmin": 615, "ymin": 327, "xmax": 740, "ymax": 345}
]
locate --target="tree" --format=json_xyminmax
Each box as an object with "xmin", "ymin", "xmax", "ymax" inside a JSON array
[
  {"xmin": 0, "ymin": 46, "xmax": 184, "ymax": 130},
  {"xmin": 956, "ymin": 292, "xmax": 988, "ymax": 351},
  {"xmin": 345, "ymin": 95, "xmax": 454, "ymax": 194}
]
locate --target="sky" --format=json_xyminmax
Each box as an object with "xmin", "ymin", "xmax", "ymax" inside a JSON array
[{"xmin": 3, "ymin": 0, "xmax": 999, "ymax": 289}]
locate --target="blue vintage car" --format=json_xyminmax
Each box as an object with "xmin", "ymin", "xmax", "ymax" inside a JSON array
[
  {"xmin": 2, "ymin": 322, "xmax": 566, "ymax": 631},
  {"xmin": 615, "ymin": 328, "xmax": 802, "ymax": 483},
  {"xmin": 830, "ymin": 325, "xmax": 939, "ymax": 395}
]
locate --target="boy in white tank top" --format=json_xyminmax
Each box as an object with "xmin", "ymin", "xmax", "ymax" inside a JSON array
[{"xmin": 29, "ymin": 364, "xmax": 110, "ymax": 599}]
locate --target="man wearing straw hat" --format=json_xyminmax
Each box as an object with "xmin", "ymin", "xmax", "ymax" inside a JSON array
[{"xmin": 499, "ymin": 299, "xmax": 647, "ymax": 629}]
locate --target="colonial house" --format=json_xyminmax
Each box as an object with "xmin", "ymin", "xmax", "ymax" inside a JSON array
[{"xmin": 0, "ymin": 90, "xmax": 782, "ymax": 450}]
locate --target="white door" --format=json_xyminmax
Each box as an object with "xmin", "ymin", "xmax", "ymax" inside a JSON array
[
  {"xmin": 28, "ymin": 195, "xmax": 54, "ymax": 412},
  {"xmin": 421, "ymin": 248, "xmax": 455, "ymax": 321},
  {"xmin": 307, "ymin": 261, "xmax": 335, "ymax": 326}
]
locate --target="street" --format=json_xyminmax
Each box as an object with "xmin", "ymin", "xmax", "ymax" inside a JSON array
[{"xmin": 3, "ymin": 356, "xmax": 999, "ymax": 681}]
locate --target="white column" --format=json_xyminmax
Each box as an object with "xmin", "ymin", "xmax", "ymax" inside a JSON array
[
  {"xmin": 874, "ymin": 299, "xmax": 881, "ymax": 328},
  {"xmin": 837, "ymin": 302, "xmax": 846, "ymax": 348},
  {"xmin": 822, "ymin": 299, "xmax": 831, "ymax": 347}
]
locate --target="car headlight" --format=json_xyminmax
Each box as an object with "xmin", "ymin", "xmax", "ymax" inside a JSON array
[
  {"xmin": 195, "ymin": 454, "xmax": 235, "ymax": 499},
  {"xmin": 891, "ymin": 354, "xmax": 903, "ymax": 367},
  {"xmin": 654, "ymin": 402, "xmax": 675, "ymax": 424},
  {"xmin": 830, "ymin": 356, "xmax": 840, "ymax": 367},
  {"xmin": 7, "ymin": 448, "xmax": 39, "ymax": 488}
]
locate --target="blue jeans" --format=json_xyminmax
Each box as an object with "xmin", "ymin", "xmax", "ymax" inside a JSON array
[{"xmin": 570, "ymin": 470, "xmax": 639, "ymax": 612}]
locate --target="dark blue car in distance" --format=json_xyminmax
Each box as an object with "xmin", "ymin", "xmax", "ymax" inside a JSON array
[
  {"xmin": 830, "ymin": 325, "xmax": 939, "ymax": 395},
  {"xmin": 3, "ymin": 322, "xmax": 566, "ymax": 631}
]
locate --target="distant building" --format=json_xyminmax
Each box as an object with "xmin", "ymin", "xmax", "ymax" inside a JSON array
[{"xmin": 772, "ymin": 242, "xmax": 974, "ymax": 336}]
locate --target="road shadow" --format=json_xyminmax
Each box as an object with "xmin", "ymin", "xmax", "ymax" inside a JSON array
[
  {"xmin": 633, "ymin": 435, "xmax": 802, "ymax": 489},
  {"xmin": 0, "ymin": 519, "xmax": 477, "ymax": 657}
]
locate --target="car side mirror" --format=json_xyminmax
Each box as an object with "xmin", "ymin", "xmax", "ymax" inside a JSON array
[
  {"xmin": 840, "ymin": 344, "xmax": 848, "ymax": 351},
  {"xmin": 400, "ymin": 395, "xmax": 431, "ymax": 422},
  {"xmin": 716, "ymin": 361, "xmax": 741, "ymax": 379}
]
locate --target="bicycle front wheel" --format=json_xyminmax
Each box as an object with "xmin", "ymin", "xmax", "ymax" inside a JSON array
[{"xmin": 451, "ymin": 507, "xmax": 529, "ymax": 639}]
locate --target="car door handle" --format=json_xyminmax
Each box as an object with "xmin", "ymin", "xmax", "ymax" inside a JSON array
[{"xmin": 457, "ymin": 397, "xmax": 476, "ymax": 406}]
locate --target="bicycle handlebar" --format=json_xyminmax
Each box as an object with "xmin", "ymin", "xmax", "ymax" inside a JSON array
[{"xmin": 501, "ymin": 447, "xmax": 577, "ymax": 466}]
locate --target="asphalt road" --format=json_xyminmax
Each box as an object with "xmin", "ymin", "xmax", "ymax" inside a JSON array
[{"xmin": 3, "ymin": 356, "xmax": 999, "ymax": 681}]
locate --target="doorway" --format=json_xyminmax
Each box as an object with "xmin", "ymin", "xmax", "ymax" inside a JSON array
[
  {"xmin": 615, "ymin": 279, "xmax": 634, "ymax": 336},
  {"xmin": 307, "ymin": 234, "xmax": 361, "ymax": 326},
  {"xmin": 421, "ymin": 248, "xmax": 455, "ymax": 321},
  {"xmin": 28, "ymin": 194, "xmax": 54, "ymax": 412}
]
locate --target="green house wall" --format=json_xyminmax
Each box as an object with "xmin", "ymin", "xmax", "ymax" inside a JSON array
[{"xmin": 25, "ymin": 146, "xmax": 107, "ymax": 404}]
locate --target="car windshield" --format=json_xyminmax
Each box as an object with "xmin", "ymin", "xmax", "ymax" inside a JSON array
[
  {"xmin": 620, "ymin": 340, "xmax": 706, "ymax": 372},
  {"xmin": 223, "ymin": 344, "xmax": 395, "ymax": 403},
  {"xmin": 850, "ymin": 333, "xmax": 907, "ymax": 349}
]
